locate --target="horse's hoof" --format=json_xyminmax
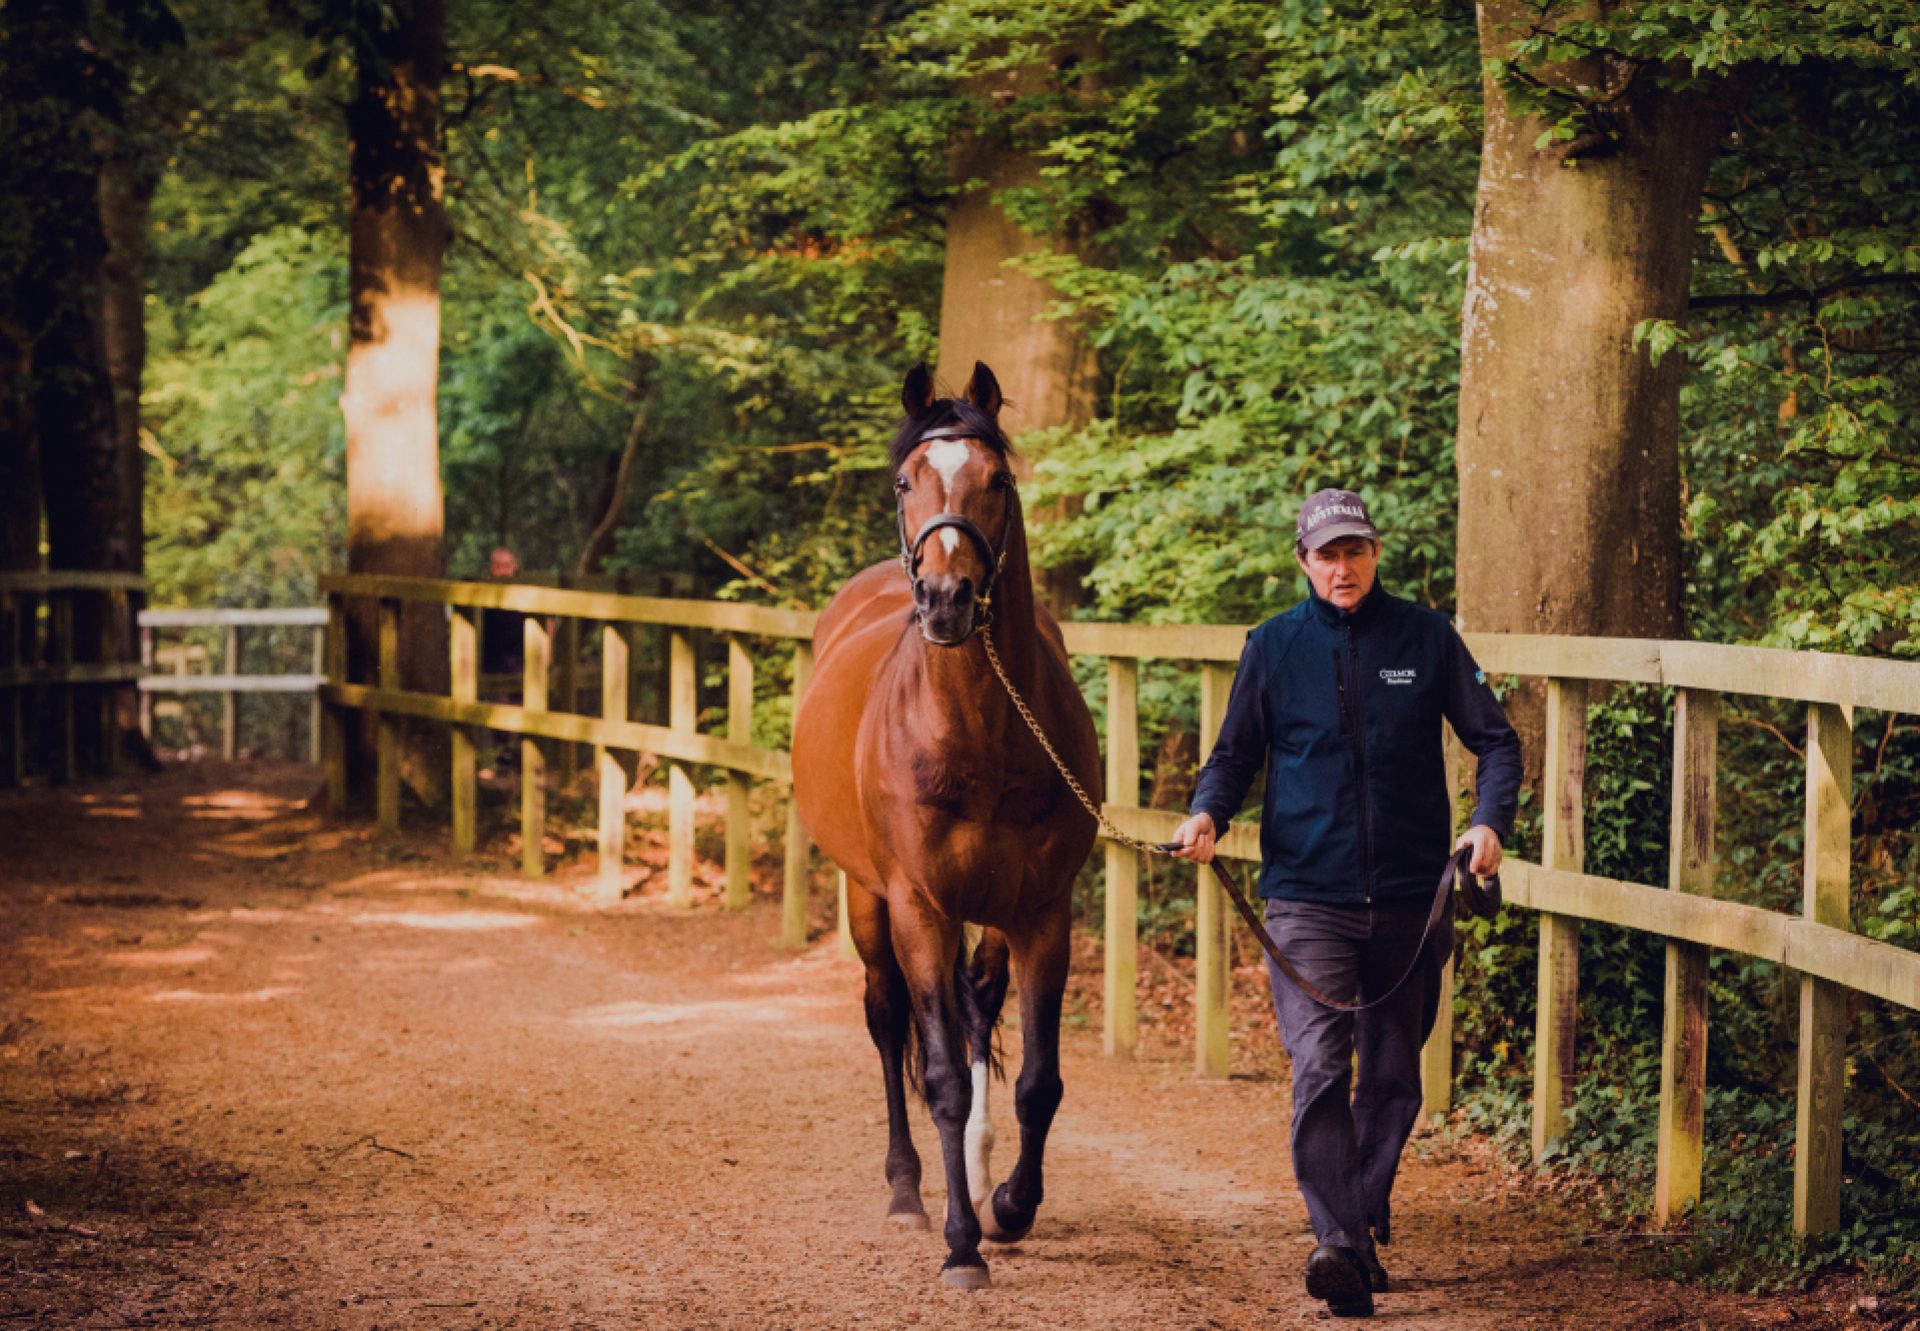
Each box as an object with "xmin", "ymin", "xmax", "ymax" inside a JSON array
[
  {"xmin": 975, "ymin": 1195, "xmax": 1033, "ymax": 1245},
  {"xmin": 885, "ymin": 1207, "xmax": 930, "ymax": 1232},
  {"xmin": 940, "ymin": 1263, "xmax": 992, "ymax": 1291}
]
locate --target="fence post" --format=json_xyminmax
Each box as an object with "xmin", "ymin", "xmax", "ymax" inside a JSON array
[
  {"xmin": 1422, "ymin": 727, "xmax": 1464, "ymax": 1122},
  {"xmin": 781, "ymin": 642, "xmax": 814, "ymax": 946},
  {"xmin": 1532, "ymin": 676, "xmax": 1587, "ymax": 1161},
  {"xmin": 667, "ymin": 628, "xmax": 696, "ymax": 907},
  {"xmin": 1656, "ymin": 687, "xmax": 1718, "ymax": 1224},
  {"xmin": 521, "ymin": 617, "xmax": 550, "ymax": 879},
  {"xmin": 375, "ymin": 597, "xmax": 400, "ymax": 831},
  {"xmin": 3, "ymin": 591, "xmax": 22, "ymax": 786},
  {"xmin": 222, "ymin": 623, "xmax": 239, "ymax": 760},
  {"xmin": 1795, "ymin": 701, "xmax": 1852, "ymax": 1236},
  {"xmin": 309, "ymin": 623, "xmax": 325, "ymax": 764},
  {"xmin": 556, "ymin": 615, "xmax": 580, "ymax": 786},
  {"xmin": 837, "ymin": 869, "xmax": 857, "ymax": 959},
  {"xmin": 54, "ymin": 592, "xmax": 76, "ymax": 783},
  {"xmin": 139, "ymin": 618, "xmax": 155, "ymax": 742},
  {"xmin": 323, "ymin": 594, "xmax": 348, "ymax": 812},
  {"xmin": 450, "ymin": 606, "xmax": 478, "ymax": 853},
  {"xmin": 726, "ymin": 634, "xmax": 754, "ymax": 910},
  {"xmin": 1104, "ymin": 656, "xmax": 1140, "ymax": 1058},
  {"xmin": 596, "ymin": 624, "xmax": 630, "ymax": 901},
  {"xmin": 1195, "ymin": 661, "xmax": 1235, "ymax": 1078},
  {"xmin": 105, "ymin": 586, "xmax": 125, "ymax": 774}
]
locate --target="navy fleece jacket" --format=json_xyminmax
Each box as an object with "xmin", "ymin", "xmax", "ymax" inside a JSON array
[{"xmin": 1189, "ymin": 584, "xmax": 1522, "ymax": 904}]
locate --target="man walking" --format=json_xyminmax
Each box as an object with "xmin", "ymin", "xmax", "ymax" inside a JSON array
[{"xmin": 1171, "ymin": 488, "xmax": 1521, "ymax": 1318}]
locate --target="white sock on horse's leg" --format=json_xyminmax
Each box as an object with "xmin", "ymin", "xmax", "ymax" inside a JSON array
[{"xmin": 965, "ymin": 1058, "xmax": 994, "ymax": 1208}]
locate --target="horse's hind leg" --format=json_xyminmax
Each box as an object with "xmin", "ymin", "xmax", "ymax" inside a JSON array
[
  {"xmin": 955, "ymin": 929, "xmax": 1011, "ymax": 1215},
  {"xmin": 849, "ymin": 881, "xmax": 926, "ymax": 1230},
  {"xmin": 979, "ymin": 903, "xmax": 1070, "ymax": 1245}
]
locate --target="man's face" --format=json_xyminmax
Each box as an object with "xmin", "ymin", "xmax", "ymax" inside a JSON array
[{"xmin": 1297, "ymin": 536, "xmax": 1379, "ymax": 610}]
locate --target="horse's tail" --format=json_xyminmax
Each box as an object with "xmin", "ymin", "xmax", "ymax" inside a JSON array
[
  {"xmin": 900, "ymin": 934, "xmax": 1008, "ymax": 1104},
  {"xmin": 903, "ymin": 1004, "xmax": 928, "ymax": 1101},
  {"xmin": 954, "ymin": 935, "xmax": 1009, "ymax": 1082}
]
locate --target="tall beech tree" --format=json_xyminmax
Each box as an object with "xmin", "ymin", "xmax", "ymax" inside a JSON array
[
  {"xmin": 1454, "ymin": 2, "xmax": 1731, "ymax": 643},
  {"xmin": 338, "ymin": 0, "xmax": 451, "ymax": 804},
  {"xmin": 935, "ymin": 58, "xmax": 1099, "ymax": 614}
]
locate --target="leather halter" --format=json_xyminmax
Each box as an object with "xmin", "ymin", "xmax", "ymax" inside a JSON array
[{"xmin": 895, "ymin": 423, "xmax": 1014, "ymax": 634}]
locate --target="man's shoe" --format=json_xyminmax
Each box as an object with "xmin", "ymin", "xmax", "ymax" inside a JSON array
[
  {"xmin": 1356, "ymin": 1246, "xmax": 1389, "ymax": 1293},
  {"xmin": 1304, "ymin": 1244, "xmax": 1374, "ymax": 1318}
]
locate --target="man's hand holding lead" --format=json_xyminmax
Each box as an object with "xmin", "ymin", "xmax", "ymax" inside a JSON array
[
  {"xmin": 1455, "ymin": 824, "xmax": 1503, "ymax": 877},
  {"xmin": 1171, "ymin": 812, "xmax": 1217, "ymax": 864}
]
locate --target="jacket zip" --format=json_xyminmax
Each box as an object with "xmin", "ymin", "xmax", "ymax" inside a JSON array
[{"xmin": 1337, "ymin": 626, "xmax": 1377, "ymax": 902}]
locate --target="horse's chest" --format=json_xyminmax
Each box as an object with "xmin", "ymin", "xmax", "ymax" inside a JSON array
[{"xmin": 910, "ymin": 752, "xmax": 1057, "ymax": 826}]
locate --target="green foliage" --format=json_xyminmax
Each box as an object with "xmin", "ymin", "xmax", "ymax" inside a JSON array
[{"xmin": 144, "ymin": 225, "xmax": 346, "ymax": 606}]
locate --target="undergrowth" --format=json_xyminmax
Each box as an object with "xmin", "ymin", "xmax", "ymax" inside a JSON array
[{"xmin": 1450, "ymin": 686, "xmax": 1920, "ymax": 1297}]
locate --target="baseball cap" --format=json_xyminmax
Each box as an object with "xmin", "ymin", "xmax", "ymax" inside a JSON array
[{"xmin": 1296, "ymin": 488, "xmax": 1378, "ymax": 551}]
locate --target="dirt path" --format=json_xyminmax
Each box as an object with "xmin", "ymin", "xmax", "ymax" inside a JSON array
[{"xmin": 0, "ymin": 765, "xmax": 1865, "ymax": 1329}]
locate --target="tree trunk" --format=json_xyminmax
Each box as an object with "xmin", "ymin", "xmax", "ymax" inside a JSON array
[
  {"xmin": 340, "ymin": 0, "xmax": 451, "ymax": 809},
  {"xmin": 98, "ymin": 139, "xmax": 161, "ymax": 767},
  {"xmin": 0, "ymin": 324, "xmax": 38, "ymax": 783},
  {"xmin": 573, "ymin": 359, "xmax": 653, "ymax": 579},
  {"xmin": 1456, "ymin": 3, "xmax": 1727, "ymax": 642},
  {"xmin": 936, "ymin": 59, "xmax": 1098, "ymax": 618},
  {"xmin": 0, "ymin": 330, "xmax": 36, "ymax": 575},
  {"xmin": 15, "ymin": 0, "xmax": 128, "ymax": 775},
  {"xmin": 1455, "ymin": 3, "xmax": 1730, "ymax": 778}
]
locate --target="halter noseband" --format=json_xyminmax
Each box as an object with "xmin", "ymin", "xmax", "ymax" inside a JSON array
[{"xmin": 896, "ymin": 423, "xmax": 1015, "ymax": 637}]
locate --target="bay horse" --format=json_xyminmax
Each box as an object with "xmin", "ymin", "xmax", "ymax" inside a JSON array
[{"xmin": 792, "ymin": 361, "xmax": 1100, "ymax": 1289}]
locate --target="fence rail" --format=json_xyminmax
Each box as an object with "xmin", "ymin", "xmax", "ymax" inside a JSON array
[
  {"xmin": 137, "ymin": 606, "xmax": 329, "ymax": 761},
  {"xmin": 0, "ymin": 572, "xmax": 146, "ymax": 782},
  {"xmin": 304, "ymin": 573, "xmax": 1918, "ymax": 1245}
]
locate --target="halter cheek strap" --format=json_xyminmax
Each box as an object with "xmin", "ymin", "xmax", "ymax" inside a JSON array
[{"xmin": 894, "ymin": 424, "xmax": 1016, "ymax": 630}]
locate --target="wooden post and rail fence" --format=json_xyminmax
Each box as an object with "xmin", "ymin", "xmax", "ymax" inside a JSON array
[
  {"xmin": 8, "ymin": 568, "xmax": 1918, "ymax": 1243},
  {"xmin": 2, "ymin": 572, "xmax": 147, "ymax": 782}
]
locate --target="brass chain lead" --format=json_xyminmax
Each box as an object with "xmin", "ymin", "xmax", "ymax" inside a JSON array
[{"xmin": 978, "ymin": 620, "xmax": 1172, "ymax": 858}]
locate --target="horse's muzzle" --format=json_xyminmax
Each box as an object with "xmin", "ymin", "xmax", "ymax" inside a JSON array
[{"xmin": 913, "ymin": 574, "xmax": 977, "ymax": 646}]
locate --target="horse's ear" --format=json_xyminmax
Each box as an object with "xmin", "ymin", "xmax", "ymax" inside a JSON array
[
  {"xmin": 965, "ymin": 361, "xmax": 1003, "ymax": 421},
  {"xmin": 901, "ymin": 363, "xmax": 935, "ymax": 419}
]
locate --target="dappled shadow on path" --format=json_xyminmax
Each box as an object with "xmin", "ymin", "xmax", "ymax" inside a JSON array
[{"xmin": 0, "ymin": 764, "xmax": 1868, "ymax": 1329}]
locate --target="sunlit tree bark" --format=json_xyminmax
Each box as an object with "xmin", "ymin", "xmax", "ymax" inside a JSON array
[{"xmin": 340, "ymin": 0, "xmax": 450, "ymax": 807}]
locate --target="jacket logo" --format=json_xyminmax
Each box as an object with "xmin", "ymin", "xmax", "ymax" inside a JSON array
[{"xmin": 1379, "ymin": 668, "xmax": 1416, "ymax": 685}]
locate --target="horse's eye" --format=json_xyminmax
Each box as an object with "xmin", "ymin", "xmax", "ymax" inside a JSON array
[
  {"xmin": 992, "ymin": 472, "xmax": 1014, "ymax": 491},
  {"xmin": 894, "ymin": 475, "xmax": 910, "ymax": 494}
]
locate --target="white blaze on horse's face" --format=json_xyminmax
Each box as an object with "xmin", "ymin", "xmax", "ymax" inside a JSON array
[{"xmin": 925, "ymin": 439, "xmax": 971, "ymax": 501}]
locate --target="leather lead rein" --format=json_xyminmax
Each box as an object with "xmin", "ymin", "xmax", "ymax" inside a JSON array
[{"xmin": 1164, "ymin": 848, "xmax": 1495, "ymax": 1014}]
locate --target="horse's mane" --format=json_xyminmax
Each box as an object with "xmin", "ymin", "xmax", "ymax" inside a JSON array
[{"xmin": 888, "ymin": 398, "xmax": 1017, "ymax": 472}]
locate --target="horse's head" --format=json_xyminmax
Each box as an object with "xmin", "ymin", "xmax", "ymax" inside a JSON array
[{"xmin": 891, "ymin": 361, "xmax": 1018, "ymax": 647}]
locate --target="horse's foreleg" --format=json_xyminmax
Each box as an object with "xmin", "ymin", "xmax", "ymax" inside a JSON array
[
  {"xmin": 956, "ymin": 929, "xmax": 1011, "ymax": 1212},
  {"xmin": 980, "ymin": 905, "xmax": 1070, "ymax": 1245},
  {"xmin": 852, "ymin": 885, "xmax": 926, "ymax": 1230},
  {"xmin": 896, "ymin": 911, "xmax": 989, "ymax": 1288}
]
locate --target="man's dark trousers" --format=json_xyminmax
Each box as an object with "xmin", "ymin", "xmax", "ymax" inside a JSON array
[{"xmin": 1263, "ymin": 896, "xmax": 1453, "ymax": 1258}]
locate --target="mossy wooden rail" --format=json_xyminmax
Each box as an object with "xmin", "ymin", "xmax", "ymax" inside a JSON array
[{"xmin": 316, "ymin": 575, "xmax": 1919, "ymax": 1242}]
